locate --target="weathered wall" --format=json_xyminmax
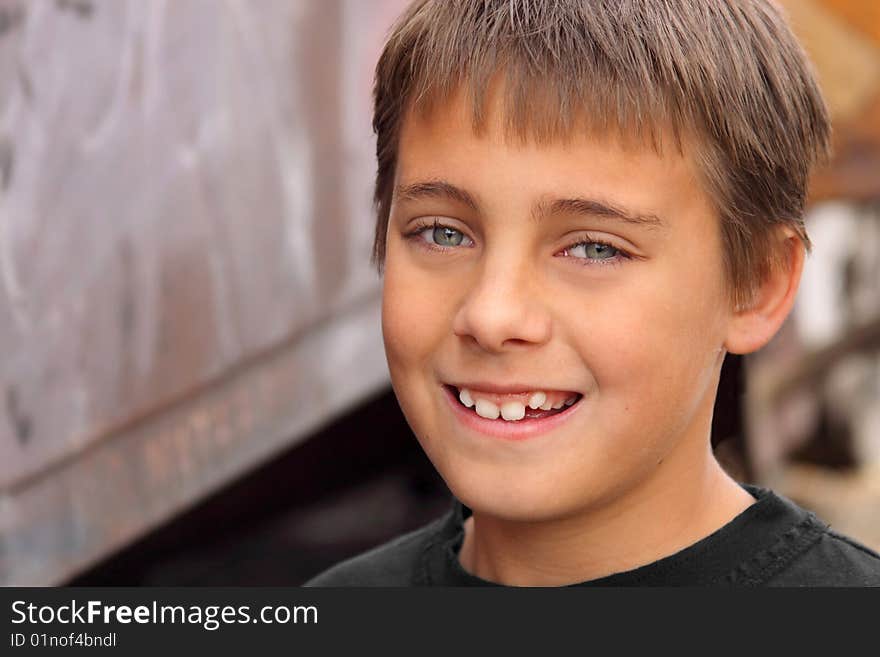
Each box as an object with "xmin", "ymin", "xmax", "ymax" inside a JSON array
[{"xmin": 0, "ymin": 0, "xmax": 407, "ymax": 585}]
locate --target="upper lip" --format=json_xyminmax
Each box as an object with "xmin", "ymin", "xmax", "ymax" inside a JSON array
[{"xmin": 445, "ymin": 381, "xmax": 580, "ymax": 395}]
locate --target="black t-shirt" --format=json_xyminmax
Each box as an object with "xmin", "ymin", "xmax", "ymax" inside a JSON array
[{"xmin": 305, "ymin": 485, "xmax": 880, "ymax": 586}]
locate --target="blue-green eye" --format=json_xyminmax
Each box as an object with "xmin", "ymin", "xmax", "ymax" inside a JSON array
[
  {"xmin": 432, "ymin": 225, "xmax": 464, "ymax": 247},
  {"xmin": 568, "ymin": 241, "xmax": 620, "ymax": 260},
  {"xmin": 407, "ymin": 220, "xmax": 474, "ymax": 250}
]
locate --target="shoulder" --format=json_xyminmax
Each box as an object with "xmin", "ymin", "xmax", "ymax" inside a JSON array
[
  {"xmin": 723, "ymin": 486, "xmax": 880, "ymax": 587},
  {"xmin": 302, "ymin": 513, "xmax": 450, "ymax": 587},
  {"xmin": 767, "ymin": 526, "xmax": 880, "ymax": 587}
]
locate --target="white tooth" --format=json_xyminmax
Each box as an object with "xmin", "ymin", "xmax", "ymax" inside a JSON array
[
  {"xmin": 475, "ymin": 399, "xmax": 500, "ymax": 420},
  {"xmin": 500, "ymin": 401, "xmax": 526, "ymax": 421},
  {"xmin": 539, "ymin": 400, "xmax": 554, "ymax": 410},
  {"xmin": 564, "ymin": 396, "xmax": 577, "ymax": 406},
  {"xmin": 527, "ymin": 392, "xmax": 547, "ymax": 409},
  {"xmin": 551, "ymin": 400, "xmax": 564, "ymax": 409},
  {"xmin": 459, "ymin": 388, "xmax": 475, "ymax": 408}
]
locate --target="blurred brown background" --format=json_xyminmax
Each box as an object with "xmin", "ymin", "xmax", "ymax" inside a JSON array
[
  {"xmin": 740, "ymin": 0, "xmax": 880, "ymax": 551},
  {"xmin": 0, "ymin": 0, "xmax": 878, "ymax": 586}
]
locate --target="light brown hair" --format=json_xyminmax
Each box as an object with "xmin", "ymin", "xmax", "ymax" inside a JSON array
[{"xmin": 371, "ymin": 0, "xmax": 831, "ymax": 310}]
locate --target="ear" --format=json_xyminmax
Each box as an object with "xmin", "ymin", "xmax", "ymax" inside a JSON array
[{"xmin": 723, "ymin": 229, "xmax": 805, "ymax": 355}]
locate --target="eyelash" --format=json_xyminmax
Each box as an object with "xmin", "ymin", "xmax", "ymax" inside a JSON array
[{"xmin": 403, "ymin": 218, "xmax": 632, "ymax": 268}]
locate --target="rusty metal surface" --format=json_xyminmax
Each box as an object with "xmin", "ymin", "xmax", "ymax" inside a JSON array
[
  {"xmin": 0, "ymin": 0, "xmax": 408, "ymax": 584},
  {"xmin": 779, "ymin": 0, "xmax": 880, "ymax": 201},
  {"xmin": 3, "ymin": 298, "xmax": 388, "ymax": 586}
]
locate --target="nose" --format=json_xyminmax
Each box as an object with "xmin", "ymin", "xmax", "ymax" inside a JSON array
[{"xmin": 451, "ymin": 256, "xmax": 552, "ymax": 353}]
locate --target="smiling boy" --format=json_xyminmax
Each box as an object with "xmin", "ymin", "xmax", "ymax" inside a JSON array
[{"xmin": 307, "ymin": 0, "xmax": 880, "ymax": 586}]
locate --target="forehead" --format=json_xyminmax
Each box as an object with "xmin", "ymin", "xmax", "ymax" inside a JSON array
[
  {"xmin": 395, "ymin": 89, "xmax": 714, "ymax": 233},
  {"xmin": 399, "ymin": 75, "xmax": 700, "ymax": 174},
  {"xmin": 404, "ymin": 72, "xmax": 692, "ymax": 159}
]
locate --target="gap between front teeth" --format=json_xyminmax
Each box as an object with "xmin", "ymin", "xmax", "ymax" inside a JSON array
[{"xmin": 458, "ymin": 388, "xmax": 577, "ymax": 421}]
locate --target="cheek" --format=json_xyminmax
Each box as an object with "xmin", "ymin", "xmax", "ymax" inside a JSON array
[
  {"xmin": 564, "ymin": 268, "xmax": 725, "ymax": 406},
  {"xmin": 381, "ymin": 255, "xmax": 456, "ymax": 457},
  {"xmin": 381, "ymin": 268, "xmax": 417, "ymax": 373},
  {"xmin": 381, "ymin": 252, "xmax": 450, "ymax": 375}
]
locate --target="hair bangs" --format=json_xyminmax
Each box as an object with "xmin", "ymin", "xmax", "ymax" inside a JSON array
[{"xmin": 401, "ymin": 6, "xmax": 683, "ymax": 153}]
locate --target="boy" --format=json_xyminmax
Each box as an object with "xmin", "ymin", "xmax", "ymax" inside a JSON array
[{"xmin": 307, "ymin": 0, "xmax": 880, "ymax": 586}]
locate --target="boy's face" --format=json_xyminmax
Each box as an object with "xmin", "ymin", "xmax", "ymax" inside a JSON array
[{"xmin": 382, "ymin": 92, "xmax": 735, "ymax": 522}]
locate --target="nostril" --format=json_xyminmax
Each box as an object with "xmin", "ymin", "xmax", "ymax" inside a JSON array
[{"xmin": 502, "ymin": 338, "xmax": 534, "ymax": 349}]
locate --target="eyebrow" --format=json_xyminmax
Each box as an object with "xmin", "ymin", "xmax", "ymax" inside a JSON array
[
  {"xmin": 395, "ymin": 180, "xmax": 479, "ymax": 211},
  {"xmin": 535, "ymin": 197, "xmax": 665, "ymax": 231},
  {"xmin": 394, "ymin": 179, "xmax": 665, "ymax": 231}
]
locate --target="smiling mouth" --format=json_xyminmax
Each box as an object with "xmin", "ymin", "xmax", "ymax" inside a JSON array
[{"xmin": 442, "ymin": 385, "xmax": 583, "ymax": 421}]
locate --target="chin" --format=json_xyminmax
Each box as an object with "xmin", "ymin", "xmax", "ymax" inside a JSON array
[{"xmin": 438, "ymin": 457, "xmax": 592, "ymax": 523}]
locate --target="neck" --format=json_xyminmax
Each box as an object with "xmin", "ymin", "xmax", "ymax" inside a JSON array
[{"xmin": 458, "ymin": 446, "xmax": 754, "ymax": 586}]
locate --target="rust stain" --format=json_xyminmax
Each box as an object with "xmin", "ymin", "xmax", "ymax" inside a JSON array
[
  {"xmin": 810, "ymin": 90, "xmax": 880, "ymax": 202},
  {"xmin": 780, "ymin": 0, "xmax": 880, "ymax": 122},
  {"xmin": 0, "ymin": 137, "xmax": 13, "ymax": 190},
  {"xmin": 0, "ymin": 5, "xmax": 24, "ymax": 38},
  {"xmin": 5, "ymin": 386, "xmax": 32, "ymax": 446},
  {"xmin": 817, "ymin": 0, "xmax": 880, "ymax": 44},
  {"xmin": 55, "ymin": 0, "xmax": 94, "ymax": 20}
]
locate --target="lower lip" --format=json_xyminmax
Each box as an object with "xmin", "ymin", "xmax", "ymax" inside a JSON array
[{"xmin": 442, "ymin": 385, "xmax": 583, "ymax": 441}]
